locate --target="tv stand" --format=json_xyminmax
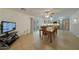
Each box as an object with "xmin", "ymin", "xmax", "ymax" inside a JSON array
[
  {"xmin": 5, "ymin": 32, "xmax": 9, "ymax": 37},
  {"xmin": 0, "ymin": 31, "xmax": 19, "ymax": 49}
]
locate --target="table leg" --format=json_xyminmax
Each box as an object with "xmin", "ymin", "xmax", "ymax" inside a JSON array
[
  {"xmin": 48, "ymin": 32, "xmax": 52, "ymax": 43},
  {"xmin": 39, "ymin": 30, "xmax": 41, "ymax": 38}
]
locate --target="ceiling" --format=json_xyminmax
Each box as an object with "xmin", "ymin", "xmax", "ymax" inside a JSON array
[{"xmin": 9, "ymin": 8, "xmax": 79, "ymax": 17}]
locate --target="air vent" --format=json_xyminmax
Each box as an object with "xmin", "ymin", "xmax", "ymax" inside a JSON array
[{"xmin": 20, "ymin": 8, "xmax": 26, "ymax": 11}]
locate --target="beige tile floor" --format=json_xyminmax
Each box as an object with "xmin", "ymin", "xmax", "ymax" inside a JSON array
[{"xmin": 9, "ymin": 30, "xmax": 79, "ymax": 50}]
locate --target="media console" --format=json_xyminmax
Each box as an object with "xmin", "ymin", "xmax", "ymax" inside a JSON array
[{"xmin": 0, "ymin": 32, "xmax": 19, "ymax": 49}]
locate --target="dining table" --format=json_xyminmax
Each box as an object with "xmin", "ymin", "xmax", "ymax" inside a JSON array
[{"xmin": 39, "ymin": 23, "xmax": 59, "ymax": 43}]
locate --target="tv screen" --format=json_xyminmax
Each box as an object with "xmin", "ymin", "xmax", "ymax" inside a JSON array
[{"xmin": 1, "ymin": 21, "xmax": 16, "ymax": 33}]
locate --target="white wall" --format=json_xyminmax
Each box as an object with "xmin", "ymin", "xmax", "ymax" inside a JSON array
[
  {"xmin": 70, "ymin": 10, "xmax": 79, "ymax": 38},
  {"xmin": 0, "ymin": 9, "xmax": 31, "ymax": 36}
]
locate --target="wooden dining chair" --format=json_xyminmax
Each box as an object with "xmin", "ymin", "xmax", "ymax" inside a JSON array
[{"xmin": 39, "ymin": 26, "xmax": 48, "ymax": 40}]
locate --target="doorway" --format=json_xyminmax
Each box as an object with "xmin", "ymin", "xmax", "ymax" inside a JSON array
[{"xmin": 58, "ymin": 18, "xmax": 70, "ymax": 31}]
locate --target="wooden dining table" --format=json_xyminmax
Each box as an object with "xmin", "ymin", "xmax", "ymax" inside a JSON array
[{"xmin": 39, "ymin": 24, "xmax": 58, "ymax": 43}]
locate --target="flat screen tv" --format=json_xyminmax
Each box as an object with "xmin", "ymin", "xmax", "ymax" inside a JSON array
[{"xmin": 1, "ymin": 21, "xmax": 16, "ymax": 34}]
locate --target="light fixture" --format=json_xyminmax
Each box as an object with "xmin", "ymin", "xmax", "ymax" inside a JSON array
[
  {"xmin": 74, "ymin": 18, "xmax": 77, "ymax": 23},
  {"xmin": 44, "ymin": 10, "xmax": 50, "ymax": 18},
  {"xmin": 45, "ymin": 15, "xmax": 49, "ymax": 18},
  {"xmin": 44, "ymin": 9, "xmax": 55, "ymax": 18}
]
